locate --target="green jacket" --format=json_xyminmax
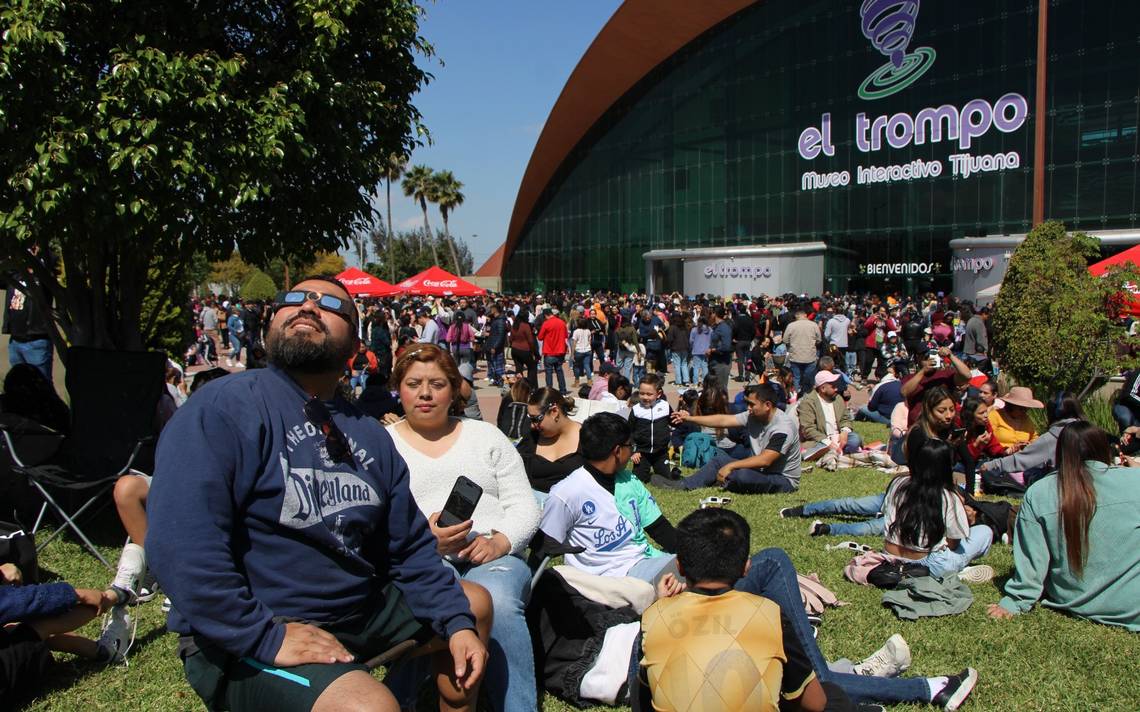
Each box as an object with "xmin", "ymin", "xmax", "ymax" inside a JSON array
[
  {"xmin": 796, "ymin": 390, "xmax": 853, "ymax": 446},
  {"xmin": 998, "ymin": 462, "xmax": 1140, "ymax": 631}
]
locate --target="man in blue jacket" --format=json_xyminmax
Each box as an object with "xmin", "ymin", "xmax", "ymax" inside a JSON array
[{"xmin": 147, "ymin": 276, "xmax": 491, "ymax": 712}]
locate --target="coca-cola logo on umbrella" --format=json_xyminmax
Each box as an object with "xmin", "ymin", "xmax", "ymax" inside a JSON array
[
  {"xmin": 424, "ymin": 280, "xmax": 458, "ymax": 288},
  {"xmin": 342, "ymin": 277, "xmax": 372, "ymax": 285}
]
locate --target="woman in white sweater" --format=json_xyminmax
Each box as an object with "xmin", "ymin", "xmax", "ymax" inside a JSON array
[{"xmin": 385, "ymin": 344, "xmax": 540, "ymax": 712}]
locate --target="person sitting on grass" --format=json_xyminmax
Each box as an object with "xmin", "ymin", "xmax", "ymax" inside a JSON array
[
  {"xmin": 654, "ymin": 383, "xmax": 802, "ymax": 494},
  {"xmin": 882, "ymin": 439, "xmax": 994, "ymax": 583},
  {"xmin": 977, "ymin": 395, "xmax": 1083, "ymax": 489},
  {"xmin": 537, "ymin": 412, "xmax": 679, "ymax": 587},
  {"xmin": 985, "ymin": 386, "xmax": 1041, "ymax": 452},
  {"xmin": 635, "ymin": 508, "xmax": 833, "ymax": 712},
  {"xmin": 797, "ymin": 370, "xmax": 863, "ymax": 465},
  {"xmin": 0, "ymin": 563, "xmax": 127, "ymax": 704},
  {"xmin": 628, "ymin": 373, "xmax": 675, "ymax": 483},
  {"xmin": 638, "ymin": 514, "xmax": 980, "ymax": 710},
  {"xmin": 147, "ymin": 276, "xmax": 491, "ymax": 712},
  {"xmin": 988, "ymin": 421, "xmax": 1140, "ymax": 631}
]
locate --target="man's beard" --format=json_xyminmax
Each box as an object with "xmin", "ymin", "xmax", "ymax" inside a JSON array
[{"xmin": 266, "ymin": 316, "xmax": 355, "ymax": 374}]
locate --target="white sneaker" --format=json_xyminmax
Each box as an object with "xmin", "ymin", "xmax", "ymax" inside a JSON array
[
  {"xmin": 135, "ymin": 569, "xmax": 159, "ymax": 604},
  {"xmin": 111, "ymin": 543, "xmax": 146, "ymax": 604},
  {"xmin": 226, "ymin": 358, "xmax": 233, "ymax": 367},
  {"xmin": 852, "ymin": 634, "xmax": 911, "ymax": 677},
  {"xmin": 97, "ymin": 605, "xmax": 136, "ymax": 665},
  {"xmin": 958, "ymin": 565, "xmax": 995, "ymax": 584}
]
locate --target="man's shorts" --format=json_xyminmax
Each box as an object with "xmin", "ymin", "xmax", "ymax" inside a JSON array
[
  {"xmin": 1, "ymin": 623, "xmax": 53, "ymax": 703},
  {"xmin": 182, "ymin": 583, "xmax": 430, "ymax": 711}
]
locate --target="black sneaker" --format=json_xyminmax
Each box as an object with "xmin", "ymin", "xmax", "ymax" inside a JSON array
[
  {"xmin": 650, "ymin": 474, "xmax": 684, "ymax": 490},
  {"xmin": 808, "ymin": 520, "xmax": 831, "ymax": 537},
  {"xmin": 669, "ymin": 466, "xmax": 683, "ymax": 480},
  {"xmin": 779, "ymin": 505, "xmax": 805, "ymax": 518},
  {"xmin": 932, "ymin": 668, "xmax": 978, "ymax": 711}
]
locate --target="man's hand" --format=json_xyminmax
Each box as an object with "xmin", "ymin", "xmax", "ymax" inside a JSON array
[
  {"xmin": 630, "ymin": 452, "xmax": 642, "ymax": 465},
  {"xmin": 0, "ymin": 563, "xmax": 22, "ymax": 585},
  {"xmin": 274, "ymin": 622, "xmax": 354, "ymax": 666},
  {"xmin": 716, "ymin": 463, "xmax": 735, "ymax": 484},
  {"xmin": 937, "ymin": 346, "xmax": 952, "ymax": 360},
  {"xmin": 671, "ymin": 409, "xmax": 690, "ymax": 425},
  {"xmin": 448, "ymin": 629, "xmax": 488, "ymax": 691},
  {"xmin": 458, "ymin": 534, "xmax": 510, "ymax": 565},
  {"xmin": 655, "ymin": 573, "xmax": 686, "ymax": 599},
  {"xmin": 986, "ymin": 603, "xmax": 1015, "ymax": 620}
]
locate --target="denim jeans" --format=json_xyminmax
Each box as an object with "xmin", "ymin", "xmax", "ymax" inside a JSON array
[
  {"xmin": 788, "ymin": 360, "xmax": 816, "ymax": 395},
  {"xmin": 670, "ymin": 351, "xmax": 691, "ymax": 385},
  {"xmin": 229, "ymin": 332, "xmax": 244, "ymax": 359},
  {"xmin": 543, "ymin": 355, "xmax": 567, "ymax": 392},
  {"xmin": 619, "ymin": 353, "xmax": 634, "ymax": 381},
  {"xmin": 916, "ymin": 525, "xmax": 994, "ymax": 578},
  {"xmin": 689, "ymin": 354, "xmax": 708, "ymax": 385},
  {"xmin": 8, "ymin": 338, "xmax": 53, "ymax": 381},
  {"xmin": 631, "ymin": 364, "xmax": 646, "ymax": 387},
  {"xmin": 737, "ymin": 549, "xmax": 930, "ymax": 705},
  {"xmin": 1113, "ymin": 404, "xmax": 1139, "ymax": 430},
  {"xmin": 626, "ymin": 554, "xmax": 678, "ymax": 588},
  {"xmin": 387, "ymin": 555, "xmax": 536, "ymax": 712},
  {"xmin": 804, "ymin": 493, "xmax": 886, "ymax": 537},
  {"xmin": 573, "ymin": 351, "xmax": 592, "ymax": 379},
  {"xmin": 856, "ymin": 406, "xmax": 891, "ymax": 425},
  {"xmin": 350, "ymin": 373, "xmax": 368, "ymax": 391},
  {"xmin": 679, "ymin": 452, "xmax": 796, "ymax": 494},
  {"xmin": 844, "ymin": 350, "xmax": 858, "ymax": 374}
]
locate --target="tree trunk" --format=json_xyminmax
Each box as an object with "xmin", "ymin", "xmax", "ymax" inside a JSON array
[
  {"xmin": 442, "ymin": 213, "xmax": 462, "ymax": 274},
  {"xmin": 386, "ymin": 178, "xmax": 395, "ymax": 282},
  {"xmin": 420, "ymin": 198, "xmax": 439, "ymax": 266}
]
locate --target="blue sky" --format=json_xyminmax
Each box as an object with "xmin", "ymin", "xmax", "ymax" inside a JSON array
[{"xmin": 360, "ymin": 1, "xmax": 623, "ymax": 270}]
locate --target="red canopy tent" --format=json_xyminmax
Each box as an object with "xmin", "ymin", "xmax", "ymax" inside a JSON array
[
  {"xmin": 396, "ymin": 266, "xmax": 486, "ymax": 296},
  {"xmin": 335, "ymin": 267, "xmax": 400, "ymax": 297},
  {"xmin": 1088, "ymin": 245, "xmax": 1140, "ymax": 316}
]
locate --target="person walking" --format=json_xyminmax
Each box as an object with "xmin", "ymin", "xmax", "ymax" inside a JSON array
[
  {"xmin": 783, "ymin": 309, "xmax": 822, "ymax": 396},
  {"xmin": 708, "ymin": 307, "xmax": 735, "ymax": 391},
  {"xmin": 537, "ymin": 307, "xmax": 569, "ymax": 394}
]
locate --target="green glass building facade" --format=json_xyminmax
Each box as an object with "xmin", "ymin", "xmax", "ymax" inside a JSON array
[{"xmin": 502, "ymin": 0, "xmax": 1140, "ymax": 294}]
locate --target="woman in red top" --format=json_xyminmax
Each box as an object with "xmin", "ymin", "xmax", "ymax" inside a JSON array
[{"xmin": 963, "ymin": 396, "xmax": 1004, "ymax": 461}]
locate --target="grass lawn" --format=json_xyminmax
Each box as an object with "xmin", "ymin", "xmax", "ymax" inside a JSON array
[{"xmin": 21, "ymin": 422, "xmax": 1140, "ymax": 711}]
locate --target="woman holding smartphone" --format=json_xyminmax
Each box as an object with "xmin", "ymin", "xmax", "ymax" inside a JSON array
[{"xmin": 385, "ymin": 344, "xmax": 540, "ymax": 712}]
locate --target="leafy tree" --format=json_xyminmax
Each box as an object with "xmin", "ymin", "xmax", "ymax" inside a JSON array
[
  {"xmin": 367, "ymin": 225, "xmax": 473, "ymax": 280},
  {"xmin": 307, "ymin": 251, "xmax": 346, "ymax": 277},
  {"xmin": 0, "ymin": 0, "xmax": 433, "ymax": 356},
  {"xmin": 240, "ymin": 269, "xmax": 277, "ymax": 302},
  {"xmin": 209, "ymin": 252, "xmax": 253, "ymax": 296},
  {"xmin": 432, "ymin": 169, "xmax": 464, "ymax": 274},
  {"xmin": 991, "ymin": 220, "xmax": 1139, "ymax": 396},
  {"xmin": 401, "ymin": 164, "xmax": 440, "ymax": 267}
]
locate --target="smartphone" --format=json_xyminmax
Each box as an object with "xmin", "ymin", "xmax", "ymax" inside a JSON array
[
  {"xmin": 951, "ymin": 427, "xmax": 968, "ymax": 440},
  {"xmin": 438, "ymin": 476, "xmax": 483, "ymax": 527}
]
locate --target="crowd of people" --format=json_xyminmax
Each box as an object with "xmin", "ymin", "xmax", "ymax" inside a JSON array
[{"xmin": 2, "ymin": 278, "xmax": 1139, "ymax": 711}]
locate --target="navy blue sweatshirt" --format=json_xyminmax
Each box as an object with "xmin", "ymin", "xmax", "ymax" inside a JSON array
[
  {"xmin": 0, "ymin": 582, "xmax": 77, "ymax": 624},
  {"xmin": 146, "ymin": 366, "xmax": 474, "ymax": 663}
]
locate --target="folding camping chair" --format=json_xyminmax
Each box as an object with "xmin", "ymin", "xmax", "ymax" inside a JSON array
[{"xmin": 0, "ymin": 347, "xmax": 165, "ymax": 568}]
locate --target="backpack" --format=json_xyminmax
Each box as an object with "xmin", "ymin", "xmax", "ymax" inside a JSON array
[{"xmin": 681, "ymin": 431, "xmax": 717, "ymax": 468}]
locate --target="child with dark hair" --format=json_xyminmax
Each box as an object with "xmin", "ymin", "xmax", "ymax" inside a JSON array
[
  {"xmin": 637, "ymin": 507, "xmax": 831, "ymax": 712},
  {"xmin": 537, "ymin": 413, "xmax": 679, "ymax": 586},
  {"xmin": 629, "ymin": 373, "xmax": 674, "ymax": 482}
]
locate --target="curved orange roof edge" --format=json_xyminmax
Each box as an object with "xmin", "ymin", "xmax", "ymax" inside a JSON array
[{"xmin": 503, "ymin": 0, "xmax": 757, "ymax": 267}]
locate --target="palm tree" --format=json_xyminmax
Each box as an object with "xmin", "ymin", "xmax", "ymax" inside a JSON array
[
  {"xmin": 401, "ymin": 164, "xmax": 440, "ymax": 266},
  {"xmin": 432, "ymin": 170, "xmax": 465, "ymax": 274},
  {"xmin": 384, "ymin": 152, "xmax": 407, "ymax": 281}
]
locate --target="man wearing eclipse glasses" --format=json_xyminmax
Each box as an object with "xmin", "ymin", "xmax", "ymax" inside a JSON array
[{"xmin": 147, "ymin": 275, "xmax": 491, "ymax": 712}]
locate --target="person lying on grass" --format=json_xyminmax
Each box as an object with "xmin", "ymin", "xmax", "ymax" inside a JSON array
[{"xmin": 0, "ymin": 563, "xmax": 127, "ymax": 704}]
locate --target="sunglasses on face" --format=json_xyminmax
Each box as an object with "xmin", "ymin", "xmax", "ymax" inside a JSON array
[
  {"xmin": 528, "ymin": 404, "xmax": 555, "ymax": 424},
  {"xmin": 274, "ymin": 290, "xmax": 357, "ymax": 325},
  {"xmin": 304, "ymin": 397, "xmax": 353, "ymax": 464}
]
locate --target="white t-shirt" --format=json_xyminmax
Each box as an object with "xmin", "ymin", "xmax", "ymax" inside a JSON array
[
  {"xmin": 881, "ymin": 476, "xmax": 970, "ymax": 553},
  {"xmin": 572, "ymin": 328, "xmax": 592, "ymax": 353},
  {"xmin": 540, "ymin": 467, "xmax": 649, "ymax": 577}
]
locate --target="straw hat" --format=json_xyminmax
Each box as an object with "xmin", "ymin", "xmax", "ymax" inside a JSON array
[{"xmin": 1000, "ymin": 386, "xmax": 1043, "ymax": 409}]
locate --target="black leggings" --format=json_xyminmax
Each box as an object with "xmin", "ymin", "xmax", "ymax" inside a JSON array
[
  {"xmin": 513, "ymin": 349, "xmax": 537, "ymax": 388},
  {"xmin": 633, "ymin": 449, "xmax": 671, "ymax": 482}
]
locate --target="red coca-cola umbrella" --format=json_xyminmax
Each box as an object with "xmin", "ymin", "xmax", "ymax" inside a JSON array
[
  {"xmin": 395, "ymin": 266, "xmax": 486, "ymax": 296},
  {"xmin": 335, "ymin": 267, "xmax": 400, "ymax": 297},
  {"xmin": 1088, "ymin": 246, "xmax": 1140, "ymax": 316}
]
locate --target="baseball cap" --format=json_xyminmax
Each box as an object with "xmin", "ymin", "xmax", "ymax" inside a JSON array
[
  {"xmin": 458, "ymin": 362, "xmax": 474, "ymax": 382},
  {"xmin": 814, "ymin": 371, "xmax": 842, "ymax": 387},
  {"xmin": 886, "ymin": 330, "xmax": 898, "ymax": 338}
]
